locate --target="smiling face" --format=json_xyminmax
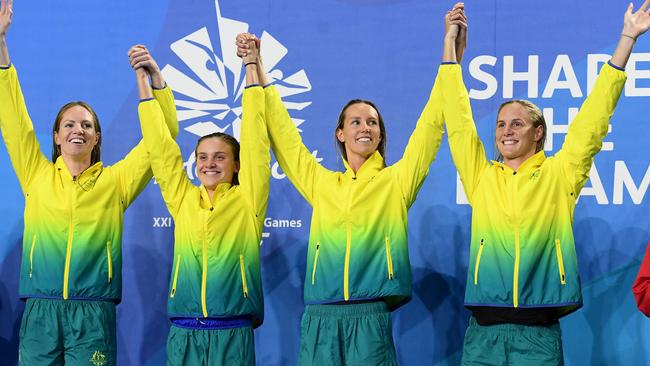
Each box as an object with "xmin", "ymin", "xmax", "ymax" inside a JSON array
[
  {"xmin": 495, "ymin": 101, "xmax": 545, "ymax": 169},
  {"xmin": 195, "ymin": 136, "xmax": 239, "ymax": 191},
  {"xmin": 335, "ymin": 101, "xmax": 385, "ymax": 166},
  {"xmin": 53, "ymin": 105, "xmax": 100, "ymax": 164}
]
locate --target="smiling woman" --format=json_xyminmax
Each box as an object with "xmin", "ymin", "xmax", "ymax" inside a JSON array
[
  {"xmin": 237, "ymin": 17, "xmax": 447, "ymax": 362},
  {"xmin": 194, "ymin": 131, "xmax": 241, "ymax": 189},
  {"xmin": 439, "ymin": 2, "xmax": 650, "ymax": 365},
  {"xmin": 51, "ymin": 101, "xmax": 102, "ymax": 173},
  {"xmin": 494, "ymin": 99, "xmax": 546, "ymax": 169},
  {"xmin": 334, "ymin": 99, "xmax": 387, "ymax": 170},
  {"xmin": 135, "ymin": 35, "xmax": 270, "ymax": 364},
  {"xmin": 0, "ymin": 0, "xmax": 179, "ymax": 363}
]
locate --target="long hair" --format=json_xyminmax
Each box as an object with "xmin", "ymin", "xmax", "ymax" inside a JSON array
[
  {"xmin": 334, "ymin": 99, "xmax": 387, "ymax": 167},
  {"xmin": 194, "ymin": 132, "xmax": 241, "ymax": 185},
  {"xmin": 495, "ymin": 99, "xmax": 546, "ymax": 162},
  {"xmin": 51, "ymin": 101, "xmax": 102, "ymax": 165}
]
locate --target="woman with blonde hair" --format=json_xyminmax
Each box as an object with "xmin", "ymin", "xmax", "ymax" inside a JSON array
[{"xmin": 440, "ymin": 2, "xmax": 650, "ymax": 364}]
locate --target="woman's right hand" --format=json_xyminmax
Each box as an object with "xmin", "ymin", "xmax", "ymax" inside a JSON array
[
  {"xmin": 443, "ymin": 3, "xmax": 467, "ymax": 63},
  {"xmin": 236, "ymin": 33, "xmax": 260, "ymax": 64},
  {"xmin": 0, "ymin": 0, "xmax": 14, "ymax": 37},
  {"xmin": 444, "ymin": 3, "xmax": 466, "ymax": 41}
]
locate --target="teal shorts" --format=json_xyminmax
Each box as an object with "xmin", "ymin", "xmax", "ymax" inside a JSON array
[
  {"xmin": 166, "ymin": 324, "xmax": 255, "ymax": 366},
  {"xmin": 299, "ymin": 301, "xmax": 397, "ymax": 366},
  {"xmin": 461, "ymin": 317, "xmax": 564, "ymax": 366},
  {"xmin": 19, "ymin": 297, "xmax": 116, "ymax": 366}
]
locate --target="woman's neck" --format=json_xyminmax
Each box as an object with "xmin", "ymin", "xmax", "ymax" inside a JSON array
[
  {"xmin": 62, "ymin": 154, "xmax": 92, "ymax": 177},
  {"xmin": 346, "ymin": 153, "xmax": 369, "ymax": 174}
]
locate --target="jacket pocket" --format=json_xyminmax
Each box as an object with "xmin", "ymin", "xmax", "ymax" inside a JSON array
[
  {"xmin": 311, "ymin": 242, "xmax": 320, "ymax": 285},
  {"xmin": 554, "ymin": 239, "xmax": 566, "ymax": 285},
  {"xmin": 170, "ymin": 254, "xmax": 181, "ymax": 298},
  {"xmin": 384, "ymin": 236, "xmax": 394, "ymax": 280},
  {"xmin": 473, "ymin": 239, "xmax": 485, "ymax": 285},
  {"xmin": 29, "ymin": 235, "xmax": 36, "ymax": 278},
  {"xmin": 239, "ymin": 254, "xmax": 249, "ymax": 298},
  {"xmin": 106, "ymin": 240, "xmax": 113, "ymax": 283}
]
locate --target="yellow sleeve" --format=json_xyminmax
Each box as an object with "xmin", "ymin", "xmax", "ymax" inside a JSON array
[
  {"xmin": 440, "ymin": 63, "xmax": 490, "ymax": 204},
  {"xmin": 0, "ymin": 65, "xmax": 51, "ymax": 192},
  {"xmin": 137, "ymin": 98, "xmax": 192, "ymax": 218},
  {"xmin": 238, "ymin": 86, "xmax": 270, "ymax": 219},
  {"xmin": 555, "ymin": 62, "xmax": 626, "ymax": 194},
  {"xmin": 112, "ymin": 85, "xmax": 181, "ymax": 209},
  {"xmin": 265, "ymin": 85, "xmax": 326, "ymax": 206},
  {"xmin": 153, "ymin": 85, "xmax": 180, "ymax": 138},
  {"xmin": 393, "ymin": 73, "xmax": 445, "ymax": 207}
]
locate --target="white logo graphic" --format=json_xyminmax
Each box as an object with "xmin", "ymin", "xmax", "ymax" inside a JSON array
[
  {"xmin": 160, "ymin": 0, "xmax": 313, "ymax": 181},
  {"xmin": 158, "ymin": 0, "xmax": 314, "ymax": 241}
]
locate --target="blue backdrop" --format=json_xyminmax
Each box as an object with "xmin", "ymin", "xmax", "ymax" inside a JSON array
[{"xmin": 1, "ymin": 1, "xmax": 649, "ymax": 364}]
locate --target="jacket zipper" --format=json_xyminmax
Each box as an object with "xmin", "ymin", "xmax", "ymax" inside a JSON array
[
  {"xmin": 473, "ymin": 239, "xmax": 485, "ymax": 285},
  {"xmin": 239, "ymin": 254, "xmax": 249, "ymax": 298},
  {"xmin": 384, "ymin": 236, "xmax": 394, "ymax": 280},
  {"xmin": 170, "ymin": 254, "xmax": 181, "ymax": 298},
  {"xmin": 201, "ymin": 215, "xmax": 208, "ymax": 317},
  {"xmin": 29, "ymin": 235, "xmax": 36, "ymax": 278},
  {"xmin": 513, "ymin": 229, "xmax": 521, "ymax": 308},
  {"xmin": 106, "ymin": 240, "xmax": 113, "ymax": 283},
  {"xmin": 201, "ymin": 236, "xmax": 208, "ymax": 317},
  {"xmin": 63, "ymin": 177, "xmax": 76, "ymax": 300},
  {"xmin": 512, "ymin": 174, "xmax": 520, "ymax": 308},
  {"xmin": 343, "ymin": 223, "xmax": 352, "ymax": 301},
  {"xmin": 311, "ymin": 242, "xmax": 320, "ymax": 285},
  {"xmin": 555, "ymin": 239, "xmax": 566, "ymax": 285}
]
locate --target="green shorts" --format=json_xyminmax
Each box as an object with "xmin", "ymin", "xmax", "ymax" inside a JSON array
[
  {"xmin": 461, "ymin": 316, "xmax": 564, "ymax": 366},
  {"xmin": 19, "ymin": 297, "xmax": 116, "ymax": 366},
  {"xmin": 166, "ymin": 324, "xmax": 255, "ymax": 366},
  {"xmin": 299, "ymin": 301, "xmax": 397, "ymax": 366}
]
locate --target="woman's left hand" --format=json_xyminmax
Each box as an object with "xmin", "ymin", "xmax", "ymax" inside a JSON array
[{"xmin": 623, "ymin": 0, "xmax": 650, "ymax": 39}]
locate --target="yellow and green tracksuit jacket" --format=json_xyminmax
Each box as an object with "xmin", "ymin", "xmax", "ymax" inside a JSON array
[
  {"xmin": 265, "ymin": 80, "xmax": 444, "ymax": 310},
  {"xmin": 0, "ymin": 64, "xmax": 178, "ymax": 302},
  {"xmin": 439, "ymin": 62, "xmax": 626, "ymax": 317},
  {"xmin": 138, "ymin": 86, "xmax": 269, "ymax": 326}
]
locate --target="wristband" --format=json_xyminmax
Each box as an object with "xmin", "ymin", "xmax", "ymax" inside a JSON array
[
  {"xmin": 244, "ymin": 61, "xmax": 257, "ymax": 67},
  {"xmin": 621, "ymin": 33, "xmax": 637, "ymax": 41}
]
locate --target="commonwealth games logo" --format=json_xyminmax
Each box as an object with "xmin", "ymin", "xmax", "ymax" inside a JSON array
[{"xmin": 160, "ymin": 0, "xmax": 313, "ymax": 181}]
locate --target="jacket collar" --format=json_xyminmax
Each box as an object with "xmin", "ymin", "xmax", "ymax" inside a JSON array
[
  {"xmin": 55, "ymin": 156, "xmax": 103, "ymax": 189},
  {"xmin": 342, "ymin": 150, "xmax": 384, "ymax": 179},
  {"xmin": 199, "ymin": 182, "xmax": 232, "ymax": 208},
  {"xmin": 491, "ymin": 150, "xmax": 546, "ymax": 174}
]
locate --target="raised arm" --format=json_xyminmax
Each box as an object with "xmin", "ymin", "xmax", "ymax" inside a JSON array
[
  {"xmin": 0, "ymin": 0, "xmax": 51, "ymax": 192},
  {"xmin": 236, "ymin": 33, "xmax": 270, "ymax": 218},
  {"xmin": 129, "ymin": 45, "xmax": 179, "ymax": 138},
  {"xmin": 611, "ymin": 0, "xmax": 650, "ymax": 69},
  {"xmin": 133, "ymin": 48, "xmax": 191, "ymax": 218},
  {"xmin": 392, "ymin": 73, "xmax": 444, "ymax": 206},
  {"xmin": 393, "ymin": 5, "xmax": 468, "ymax": 205},
  {"xmin": 440, "ymin": 3, "xmax": 489, "ymax": 204},
  {"xmin": 555, "ymin": 2, "xmax": 648, "ymax": 193},
  {"xmin": 113, "ymin": 47, "xmax": 182, "ymax": 209},
  {"xmin": 237, "ymin": 34, "xmax": 324, "ymax": 206}
]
